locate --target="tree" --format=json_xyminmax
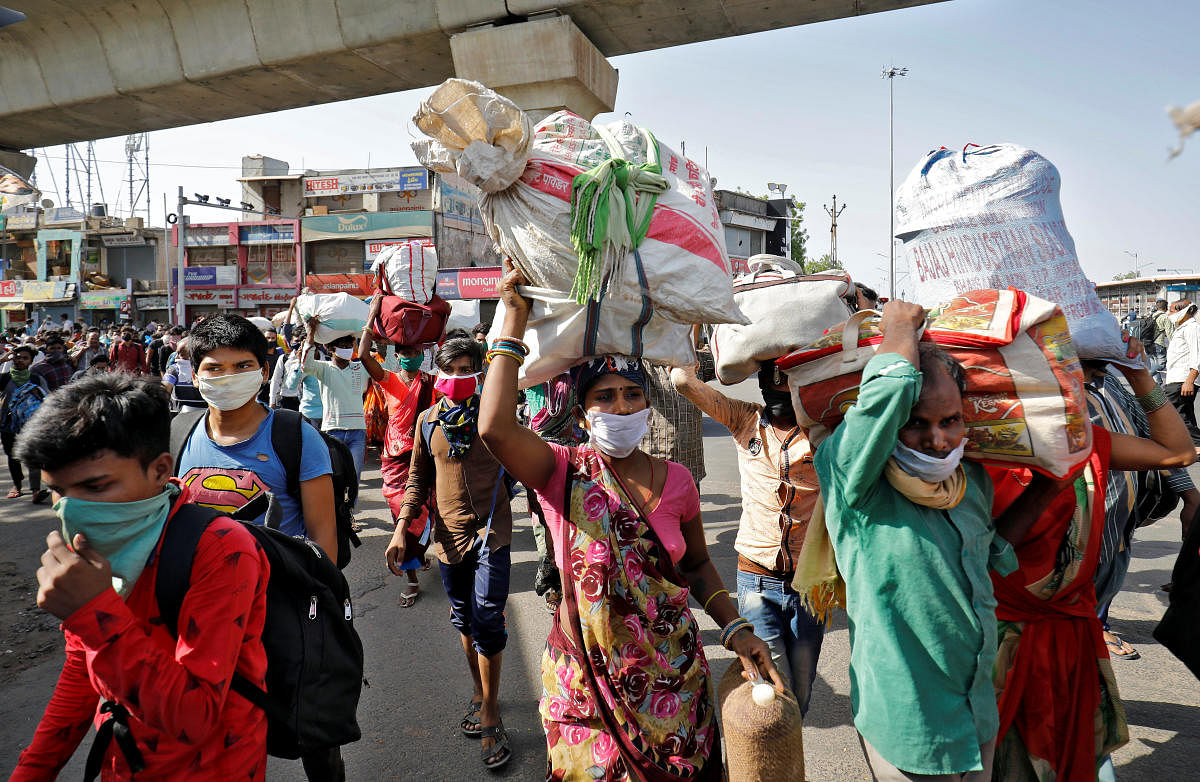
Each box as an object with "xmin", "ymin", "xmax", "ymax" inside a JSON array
[
  {"xmin": 805, "ymin": 253, "xmax": 844, "ymax": 274},
  {"xmin": 1112, "ymin": 270, "xmax": 1141, "ymax": 280}
]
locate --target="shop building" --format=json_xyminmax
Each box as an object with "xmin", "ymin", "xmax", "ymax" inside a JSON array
[
  {"xmin": 169, "ymin": 219, "xmax": 301, "ymax": 323},
  {"xmin": 713, "ymin": 190, "xmax": 787, "ymax": 275},
  {"xmin": 1094, "ymin": 275, "xmax": 1200, "ymax": 319}
]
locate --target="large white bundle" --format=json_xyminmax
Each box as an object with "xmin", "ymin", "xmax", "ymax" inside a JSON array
[
  {"xmin": 294, "ymin": 292, "xmax": 369, "ymax": 345},
  {"xmin": 413, "ymin": 79, "xmax": 744, "ymax": 375},
  {"xmin": 895, "ymin": 144, "xmax": 1125, "ymax": 362},
  {"xmin": 371, "ymin": 239, "xmax": 438, "ymax": 303}
]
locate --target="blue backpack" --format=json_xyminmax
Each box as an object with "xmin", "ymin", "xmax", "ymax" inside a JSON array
[{"xmin": 1, "ymin": 379, "xmax": 46, "ymax": 434}]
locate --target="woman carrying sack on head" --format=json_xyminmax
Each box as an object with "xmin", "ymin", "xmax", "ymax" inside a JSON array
[{"xmin": 480, "ymin": 263, "xmax": 783, "ymax": 781}]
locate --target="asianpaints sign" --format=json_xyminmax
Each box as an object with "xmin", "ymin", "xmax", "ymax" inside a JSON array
[{"xmin": 435, "ymin": 266, "xmax": 502, "ymax": 300}]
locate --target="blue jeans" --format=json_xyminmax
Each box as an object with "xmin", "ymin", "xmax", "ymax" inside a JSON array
[
  {"xmin": 736, "ymin": 570, "xmax": 826, "ymax": 715},
  {"xmin": 439, "ymin": 544, "xmax": 511, "ymax": 658},
  {"xmin": 327, "ymin": 428, "xmax": 366, "ymax": 484}
]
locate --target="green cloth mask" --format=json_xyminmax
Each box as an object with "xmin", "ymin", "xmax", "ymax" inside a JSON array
[
  {"xmin": 398, "ymin": 354, "xmax": 424, "ymax": 371},
  {"xmin": 54, "ymin": 484, "xmax": 178, "ymax": 597},
  {"xmin": 10, "ymin": 367, "xmax": 30, "ymax": 385}
]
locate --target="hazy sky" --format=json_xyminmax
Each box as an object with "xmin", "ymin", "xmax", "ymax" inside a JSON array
[{"xmin": 25, "ymin": 0, "xmax": 1199, "ymax": 296}]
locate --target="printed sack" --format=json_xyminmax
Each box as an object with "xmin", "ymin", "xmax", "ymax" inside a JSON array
[
  {"xmin": 295, "ymin": 292, "xmax": 370, "ymax": 345},
  {"xmin": 371, "ymin": 240, "xmax": 438, "ymax": 304},
  {"xmin": 895, "ymin": 144, "xmax": 1126, "ymax": 363},
  {"xmin": 777, "ymin": 288, "xmax": 1092, "ymax": 478},
  {"xmin": 710, "ymin": 255, "xmax": 855, "ymax": 384},
  {"xmin": 413, "ymin": 79, "xmax": 745, "ymax": 379}
]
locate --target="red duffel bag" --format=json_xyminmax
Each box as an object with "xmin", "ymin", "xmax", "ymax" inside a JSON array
[{"xmin": 374, "ymin": 295, "xmax": 450, "ymax": 347}]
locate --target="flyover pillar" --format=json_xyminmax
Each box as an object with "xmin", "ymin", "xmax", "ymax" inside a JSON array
[{"xmin": 449, "ymin": 15, "xmax": 617, "ymax": 122}]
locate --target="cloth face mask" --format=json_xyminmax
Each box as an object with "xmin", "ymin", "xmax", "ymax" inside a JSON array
[
  {"xmin": 435, "ymin": 372, "xmax": 480, "ymax": 402},
  {"xmin": 1170, "ymin": 307, "xmax": 1193, "ymax": 325},
  {"xmin": 398, "ymin": 354, "xmax": 424, "ymax": 371},
  {"xmin": 54, "ymin": 485, "xmax": 177, "ymax": 596},
  {"xmin": 333, "ymin": 347, "xmax": 355, "ymax": 360},
  {"xmin": 197, "ymin": 369, "xmax": 264, "ymax": 411},
  {"xmin": 585, "ymin": 407, "xmax": 652, "ymax": 458},
  {"xmin": 892, "ymin": 439, "xmax": 967, "ymax": 483}
]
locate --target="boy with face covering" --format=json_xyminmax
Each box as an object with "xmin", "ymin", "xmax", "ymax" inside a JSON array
[
  {"xmin": 301, "ymin": 329, "xmax": 370, "ymax": 484},
  {"xmin": 669, "ymin": 358, "xmax": 826, "ymax": 714},
  {"xmin": 388, "ymin": 336, "xmax": 515, "ymax": 770},
  {"xmin": 815, "ymin": 300, "xmax": 1071, "ymax": 781},
  {"xmin": 10, "ymin": 374, "xmax": 270, "ymax": 780}
]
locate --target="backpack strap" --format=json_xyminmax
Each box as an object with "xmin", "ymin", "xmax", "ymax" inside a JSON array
[
  {"xmin": 420, "ymin": 406, "xmax": 439, "ymax": 456},
  {"xmin": 155, "ymin": 502, "xmax": 223, "ymax": 638},
  {"xmin": 269, "ymin": 408, "xmax": 306, "ymax": 503},
  {"xmin": 169, "ymin": 408, "xmax": 208, "ymax": 477}
]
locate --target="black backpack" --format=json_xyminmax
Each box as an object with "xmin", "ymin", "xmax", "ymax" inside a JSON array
[
  {"xmin": 1154, "ymin": 510, "xmax": 1200, "ymax": 681},
  {"xmin": 156, "ymin": 503, "xmax": 364, "ymax": 758},
  {"xmin": 170, "ymin": 407, "xmax": 361, "ymax": 568},
  {"xmin": 1137, "ymin": 315, "xmax": 1158, "ymax": 346}
]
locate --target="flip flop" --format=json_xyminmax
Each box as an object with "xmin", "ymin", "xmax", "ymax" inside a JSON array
[
  {"xmin": 461, "ymin": 701, "xmax": 483, "ymax": 738},
  {"xmin": 6, "ymin": 488, "xmax": 21, "ymax": 499},
  {"xmin": 1105, "ymin": 636, "xmax": 1140, "ymax": 661},
  {"xmin": 480, "ymin": 720, "xmax": 512, "ymax": 770},
  {"xmin": 398, "ymin": 584, "xmax": 420, "ymax": 608}
]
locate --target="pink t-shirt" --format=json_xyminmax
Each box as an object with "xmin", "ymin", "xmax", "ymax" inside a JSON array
[{"xmin": 536, "ymin": 443, "xmax": 700, "ymax": 570}]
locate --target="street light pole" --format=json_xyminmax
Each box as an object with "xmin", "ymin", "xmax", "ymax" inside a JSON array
[{"xmin": 883, "ymin": 65, "xmax": 908, "ymax": 300}]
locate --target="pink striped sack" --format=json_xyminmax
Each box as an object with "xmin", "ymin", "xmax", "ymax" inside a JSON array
[{"xmin": 371, "ymin": 239, "xmax": 438, "ymax": 304}]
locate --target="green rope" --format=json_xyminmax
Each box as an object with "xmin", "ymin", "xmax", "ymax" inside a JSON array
[{"xmin": 568, "ymin": 134, "xmax": 667, "ymax": 304}]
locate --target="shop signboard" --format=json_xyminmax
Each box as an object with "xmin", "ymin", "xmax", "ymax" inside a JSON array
[
  {"xmin": 183, "ymin": 225, "xmax": 235, "ymax": 247},
  {"xmin": 170, "ymin": 266, "xmax": 238, "ymax": 286},
  {"xmin": 302, "ymin": 168, "xmax": 429, "ymax": 198},
  {"xmin": 3, "ymin": 213, "xmax": 38, "ymax": 230},
  {"xmin": 0, "ymin": 280, "xmax": 20, "ymax": 300},
  {"xmin": 239, "ymin": 223, "xmax": 296, "ymax": 244},
  {"xmin": 79, "ymin": 290, "xmax": 130, "ymax": 310},
  {"xmin": 22, "ymin": 281, "xmax": 69, "ymax": 301},
  {"xmin": 305, "ymin": 274, "xmax": 374, "ymax": 297},
  {"xmin": 435, "ymin": 266, "xmax": 502, "ymax": 300},
  {"xmin": 183, "ymin": 288, "xmax": 237, "ymax": 307},
  {"xmin": 437, "ymin": 175, "xmax": 485, "ymax": 231},
  {"xmin": 238, "ymin": 287, "xmax": 296, "ymax": 308},
  {"xmin": 43, "ymin": 206, "xmax": 87, "ymax": 225},
  {"xmin": 364, "ymin": 238, "xmax": 412, "ymax": 263},
  {"xmin": 101, "ymin": 233, "xmax": 146, "ymax": 247},
  {"xmin": 136, "ymin": 295, "xmax": 169, "ymax": 311},
  {"xmin": 301, "ymin": 211, "xmax": 433, "ymax": 243}
]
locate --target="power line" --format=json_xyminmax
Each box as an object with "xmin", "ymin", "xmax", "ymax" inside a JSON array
[{"xmin": 35, "ymin": 154, "xmax": 243, "ymax": 170}]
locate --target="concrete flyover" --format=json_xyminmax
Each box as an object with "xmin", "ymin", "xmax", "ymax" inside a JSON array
[{"xmin": 0, "ymin": 0, "xmax": 947, "ymax": 150}]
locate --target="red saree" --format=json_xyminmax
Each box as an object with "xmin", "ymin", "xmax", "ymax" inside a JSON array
[{"xmin": 988, "ymin": 427, "xmax": 1127, "ymax": 782}]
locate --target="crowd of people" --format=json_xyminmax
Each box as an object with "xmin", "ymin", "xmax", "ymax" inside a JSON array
[{"xmin": 2, "ymin": 271, "xmax": 1197, "ymax": 781}]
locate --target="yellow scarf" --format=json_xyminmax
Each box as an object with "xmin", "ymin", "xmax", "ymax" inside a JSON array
[{"xmin": 792, "ymin": 459, "xmax": 967, "ymax": 623}]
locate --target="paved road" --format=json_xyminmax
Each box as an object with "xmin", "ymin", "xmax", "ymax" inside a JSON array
[{"xmin": 0, "ymin": 394, "xmax": 1197, "ymax": 780}]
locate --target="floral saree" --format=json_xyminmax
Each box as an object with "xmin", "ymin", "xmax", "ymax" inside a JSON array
[
  {"xmin": 987, "ymin": 427, "xmax": 1128, "ymax": 782},
  {"xmin": 541, "ymin": 446, "xmax": 719, "ymax": 782}
]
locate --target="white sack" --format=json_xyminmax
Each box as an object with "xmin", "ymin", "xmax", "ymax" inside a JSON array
[
  {"xmin": 295, "ymin": 292, "xmax": 369, "ymax": 345},
  {"xmin": 446, "ymin": 299, "xmax": 482, "ymax": 334},
  {"xmin": 371, "ymin": 240, "xmax": 438, "ymax": 303},
  {"xmin": 413, "ymin": 79, "xmax": 745, "ymax": 334},
  {"xmin": 710, "ymin": 256, "xmax": 855, "ymax": 384},
  {"xmin": 488, "ymin": 287, "xmax": 697, "ymax": 389},
  {"xmin": 895, "ymin": 144, "xmax": 1125, "ymax": 362}
]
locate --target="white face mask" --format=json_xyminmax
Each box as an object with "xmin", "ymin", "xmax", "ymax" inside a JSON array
[
  {"xmin": 584, "ymin": 408, "xmax": 652, "ymax": 458},
  {"xmin": 892, "ymin": 439, "xmax": 966, "ymax": 483},
  {"xmin": 1170, "ymin": 307, "xmax": 1193, "ymax": 325},
  {"xmin": 197, "ymin": 368, "xmax": 264, "ymax": 411},
  {"xmin": 333, "ymin": 347, "xmax": 354, "ymax": 360}
]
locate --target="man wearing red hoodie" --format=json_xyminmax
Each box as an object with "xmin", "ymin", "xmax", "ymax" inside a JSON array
[{"xmin": 10, "ymin": 373, "xmax": 270, "ymax": 780}]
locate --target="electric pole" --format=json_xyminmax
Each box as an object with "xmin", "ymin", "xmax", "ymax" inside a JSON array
[
  {"xmin": 824, "ymin": 195, "xmax": 846, "ymax": 266},
  {"xmin": 882, "ymin": 65, "xmax": 909, "ymax": 299}
]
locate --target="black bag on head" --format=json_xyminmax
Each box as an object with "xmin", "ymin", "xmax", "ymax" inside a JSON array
[
  {"xmin": 170, "ymin": 407, "xmax": 361, "ymax": 568},
  {"xmin": 156, "ymin": 503, "xmax": 365, "ymax": 758}
]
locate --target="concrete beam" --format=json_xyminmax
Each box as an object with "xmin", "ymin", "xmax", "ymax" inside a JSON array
[
  {"xmin": 0, "ymin": 1, "xmax": 948, "ymax": 149},
  {"xmin": 450, "ymin": 16, "xmax": 618, "ymax": 122}
]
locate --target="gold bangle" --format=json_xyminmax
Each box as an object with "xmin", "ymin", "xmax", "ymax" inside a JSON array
[{"xmin": 702, "ymin": 588, "xmax": 729, "ymax": 613}]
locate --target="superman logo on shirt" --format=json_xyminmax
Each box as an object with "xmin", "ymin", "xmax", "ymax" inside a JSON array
[{"xmin": 181, "ymin": 468, "xmax": 270, "ymax": 516}]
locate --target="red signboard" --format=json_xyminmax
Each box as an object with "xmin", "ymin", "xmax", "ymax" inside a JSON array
[
  {"xmin": 455, "ymin": 267, "xmax": 503, "ymax": 299},
  {"xmin": 305, "ymin": 274, "xmax": 375, "ymax": 296},
  {"xmin": 0, "ymin": 280, "xmax": 19, "ymax": 299}
]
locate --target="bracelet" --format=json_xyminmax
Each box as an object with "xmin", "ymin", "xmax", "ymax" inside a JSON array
[
  {"xmin": 1136, "ymin": 385, "xmax": 1168, "ymax": 413},
  {"xmin": 486, "ymin": 347, "xmax": 526, "ymax": 366},
  {"xmin": 720, "ymin": 617, "xmax": 754, "ymax": 650},
  {"xmin": 489, "ymin": 336, "xmax": 529, "ymax": 356},
  {"xmin": 702, "ymin": 589, "xmax": 729, "ymax": 614}
]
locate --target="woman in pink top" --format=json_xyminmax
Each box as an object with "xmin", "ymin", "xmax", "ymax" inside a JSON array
[{"xmin": 480, "ymin": 266, "xmax": 782, "ymax": 782}]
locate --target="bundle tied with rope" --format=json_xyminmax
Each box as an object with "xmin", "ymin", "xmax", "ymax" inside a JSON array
[
  {"xmin": 412, "ymin": 78, "xmax": 746, "ymax": 387},
  {"xmin": 717, "ymin": 663, "xmax": 805, "ymax": 781}
]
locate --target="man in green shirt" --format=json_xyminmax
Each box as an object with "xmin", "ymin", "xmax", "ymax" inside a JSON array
[{"xmin": 815, "ymin": 300, "xmax": 1066, "ymax": 780}]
